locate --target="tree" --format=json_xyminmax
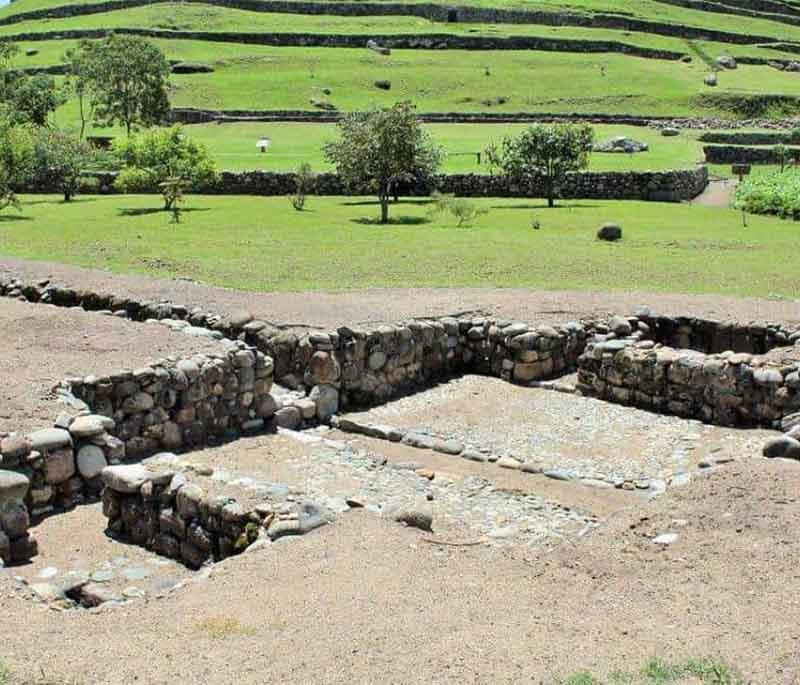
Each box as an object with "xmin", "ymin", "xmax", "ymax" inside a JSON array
[
  {"xmin": 0, "ymin": 43, "xmax": 65, "ymax": 126},
  {"xmin": 77, "ymin": 34, "xmax": 171, "ymax": 136},
  {"xmin": 324, "ymin": 102, "xmax": 442, "ymax": 224},
  {"xmin": 64, "ymin": 41, "xmax": 101, "ymax": 139},
  {"xmin": 114, "ymin": 126, "xmax": 216, "ymax": 209},
  {"xmin": 6, "ymin": 74, "xmax": 66, "ymax": 126},
  {"xmin": 0, "ymin": 115, "xmax": 35, "ymax": 212},
  {"xmin": 486, "ymin": 123, "xmax": 594, "ymax": 208},
  {"xmin": 32, "ymin": 129, "xmax": 94, "ymax": 202}
]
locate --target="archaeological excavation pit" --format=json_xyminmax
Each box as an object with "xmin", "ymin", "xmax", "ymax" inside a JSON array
[{"xmin": 1, "ymin": 274, "xmax": 799, "ymax": 611}]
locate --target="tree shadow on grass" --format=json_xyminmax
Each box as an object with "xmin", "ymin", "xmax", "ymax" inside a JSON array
[
  {"xmin": 489, "ymin": 202, "xmax": 603, "ymax": 210},
  {"xmin": 117, "ymin": 207, "xmax": 212, "ymax": 217},
  {"xmin": 0, "ymin": 214, "xmax": 32, "ymax": 222},
  {"xmin": 351, "ymin": 216, "xmax": 430, "ymax": 226},
  {"xmin": 340, "ymin": 198, "xmax": 434, "ymax": 208}
]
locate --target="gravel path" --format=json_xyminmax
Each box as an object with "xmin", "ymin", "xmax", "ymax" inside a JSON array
[
  {"xmin": 691, "ymin": 179, "xmax": 737, "ymax": 208},
  {"xmin": 1, "ymin": 256, "xmax": 799, "ymax": 330}
]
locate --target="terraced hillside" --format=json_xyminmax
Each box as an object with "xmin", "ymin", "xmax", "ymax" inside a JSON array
[{"xmin": 2, "ymin": 0, "xmax": 800, "ymax": 121}]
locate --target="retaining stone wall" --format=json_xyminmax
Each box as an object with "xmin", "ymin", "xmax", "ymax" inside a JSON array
[
  {"xmin": 1, "ymin": 26, "xmax": 685, "ymax": 58},
  {"xmin": 204, "ymin": 166, "xmax": 709, "ymax": 202},
  {"xmin": 703, "ymin": 144, "xmax": 800, "ymax": 164},
  {"xmin": 699, "ymin": 131, "xmax": 800, "ymax": 145},
  {"xmin": 25, "ymin": 167, "xmax": 710, "ymax": 202}
]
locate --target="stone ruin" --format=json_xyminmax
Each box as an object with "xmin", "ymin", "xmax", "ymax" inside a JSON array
[{"xmin": 0, "ymin": 275, "xmax": 799, "ymax": 585}]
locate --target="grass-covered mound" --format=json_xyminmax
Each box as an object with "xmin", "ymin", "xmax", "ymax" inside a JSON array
[{"xmin": 734, "ymin": 168, "xmax": 800, "ymax": 219}]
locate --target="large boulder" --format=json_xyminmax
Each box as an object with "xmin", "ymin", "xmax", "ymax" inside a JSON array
[
  {"xmin": 594, "ymin": 136, "xmax": 649, "ymax": 153},
  {"xmin": 715, "ymin": 55, "xmax": 737, "ymax": 70},
  {"xmin": 597, "ymin": 223, "xmax": 622, "ymax": 242}
]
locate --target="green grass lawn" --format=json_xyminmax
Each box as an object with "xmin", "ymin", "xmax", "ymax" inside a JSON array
[
  {"xmin": 181, "ymin": 122, "xmax": 705, "ymax": 173},
  {"xmin": 1, "ymin": 193, "xmax": 796, "ymax": 297}
]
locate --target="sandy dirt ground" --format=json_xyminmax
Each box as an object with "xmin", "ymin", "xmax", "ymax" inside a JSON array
[
  {"xmin": 0, "ymin": 298, "xmax": 225, "ymax": 434},
  {"xmin": 2, "ymin": 257, "xmax": 799, "ymax": 330},
  {"xmin": 1, "ymin": 457, "xmax": 798, "ymax": 684}
]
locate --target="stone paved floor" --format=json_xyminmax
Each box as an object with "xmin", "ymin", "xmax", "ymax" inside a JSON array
[{"xmin": 341, "ymin": 376, "xmax": 776, "ymax": 486}]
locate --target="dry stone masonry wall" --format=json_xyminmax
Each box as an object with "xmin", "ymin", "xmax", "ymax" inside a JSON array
[
  {"xmin": 577, "ymin": 310, "xmax": 800, "ymax": 428},
  {"xmin": 1, "ymin": 275, "xmax": 800, "ymax": 566}
]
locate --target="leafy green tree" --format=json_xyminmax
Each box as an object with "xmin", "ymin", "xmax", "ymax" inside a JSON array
[
  {"xmin": 64, "ymin": 41, "xmax": 101, "ymax": 139},
  {"xmin": 0, "ymin": 43, "xmax": 65, "ymax": 126},
  {"xmin": 32, "ymin": 129, "xmax": 94, "ymax": 201},
  {"xmin": 77, "ymin": 35, "xmax": 171, "ymax": 136},
  {"xmin": 6, "ymin": 74, "xmax": 66, "ymax": 126},
  {"xmin": 0, "ymin": 115, "xmax": 35, "ymax": 212},
  {"xmin": 114, "ymin": 126, "xmax": 216, "ymax": 209},
  {"xmin": 324, "ymin": 102, "xmax": 442, "ymax": 223},
  {"xmin": 486, "ymin": 123, "xmax": 594, "ymax": 208}
]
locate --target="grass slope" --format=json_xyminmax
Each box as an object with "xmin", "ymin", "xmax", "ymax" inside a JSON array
[{"xmin": 0, "ymin": 194, "xmax": 795, "ymax": 297}]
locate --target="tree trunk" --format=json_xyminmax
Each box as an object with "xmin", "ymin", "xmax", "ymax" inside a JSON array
[
  {"xmin": 380, "ymin": 196, "xmax": 390, "ymax": 224},
  {"xmin": 64, "ymin": 191, "xmax": 72, "ymax": 202}
]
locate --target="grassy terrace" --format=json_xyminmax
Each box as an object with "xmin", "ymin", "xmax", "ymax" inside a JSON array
[
  {"xmin": 4, "ymin": 0, "xmax": 800, "ymax": 42},
  {"xmin": 20, "ymin": 42, "xmax": 799, "ymax": 118},
  {"xmin": 177, "ymin": 122, "xmax": 706, "ymax": 172},
  {"xmin": 2, "ymin": 3, "xmax": 800, "ymax": 56},
  {"xmin": 0, "ymin": 194, "xmax": 796, "ymax": 297}
]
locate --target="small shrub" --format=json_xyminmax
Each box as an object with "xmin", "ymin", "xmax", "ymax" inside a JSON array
[
  {"xmin": 428, "ymin": 191, "xmax": 488, "ymax": 226},
  {"xmin": 531, "ymin": 214, "xmax": 541, "ymax": 230},
  {"xmin": 289, "ymin": 162, "xmax": 315, "ymax": 211},
  {"xmin": 158, "ymin": 176, "xmax": 186, "ymax": 223},
  {"xmin": 196, "ymin": 615, "xmax": 256, "ymax": 640},
  {"xmin": 734, "ymin": 167, "xmax": 800, "ymax": 219}
]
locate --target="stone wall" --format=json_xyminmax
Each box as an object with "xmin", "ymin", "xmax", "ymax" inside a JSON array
[
  {"xmin": 267, "ymin": 317, "xmax": 594, "ymax": 410},
  {"xmin": 3, "ymin": 26, "xmax": 684, "ymax": 59},
  {"xmin": 578, "ymin": 341, "xmax": 800, "ymax": 427},
  {"xmin": 205, "ymin": 166, "xmax": 709, "ymax": 202},
  {"xmin": 577, "ymin": 312, "xmax": 800, "ymax": 427},
  {"xmin": 699, "ymin": 131, "xmax": 800, "ymax": 145},
  {"xmin": 66, "ymin": 342, "xmax": 277, "ymax": 458},
  {"xmin": 24, "ymin": 166, "xmax": 710, "ymax": 202},
  {"xmin": 101, "ymin": 461, "xmax": 327, "ymax": 568},
  {"xmin": 703, "ymin": 144, "xmax": 800, "ymax": 164},
  {"xmin": 169, "ymin": 108, "xmax": 665, "ymax": 126}
]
